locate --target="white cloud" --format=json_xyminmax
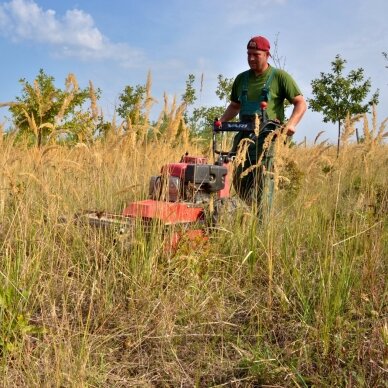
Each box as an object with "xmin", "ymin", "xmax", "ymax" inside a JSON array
[{"xmin": 0, "ymin": 0, "xmax": 144, "ymax": 66}]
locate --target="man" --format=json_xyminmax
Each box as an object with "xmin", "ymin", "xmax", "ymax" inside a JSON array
[{"xmin": 219, "ymin": 35, "xmax": 306, "ymax": 208}]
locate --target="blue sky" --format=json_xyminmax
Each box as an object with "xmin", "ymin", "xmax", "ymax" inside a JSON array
[{"xmin": 0, "ymin": 0, "xmax": 387, "ymax": 143}]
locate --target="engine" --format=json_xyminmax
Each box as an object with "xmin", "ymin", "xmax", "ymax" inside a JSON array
[{"xmin": 149, "ymin": 155, "xmax": 228, "ymax": 204}]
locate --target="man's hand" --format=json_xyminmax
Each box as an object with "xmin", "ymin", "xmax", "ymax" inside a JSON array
[
  {"xmin": 285, "ymin": 95, "xmax": 307, "ymax": 136},
  {"xmin": 285, "ymin": 124, "xmax": 296, "ymax": 136}
]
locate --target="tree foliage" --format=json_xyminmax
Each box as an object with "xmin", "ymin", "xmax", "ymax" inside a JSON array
[
  {"xmin": 308, "ymin": 54, "xmax": 379, "ymax": 154},
  {"xmin": 181, "ymin": 74, "xmax": 197, "ymax": 124},
  {"xmin": 9, "ymin": 69, "xmax": 95, "ymax": 147},
  {"xmin": 309, "ymin": 55, "xmax": 379, "ymax": 124},
  {"xmin": 182, "ymin": 74, "xmax": 197, "ymax": 107},
  {"xmin": 116, "ymin": 84, "xmax": 146, "ymax": 124},
  {"xmin": 190, "ymin": 74, "xmax": 234, "ymax": 138},
  {"xmin": 214, "ymin": 74, "xmax": 234, "ymax": 106}
]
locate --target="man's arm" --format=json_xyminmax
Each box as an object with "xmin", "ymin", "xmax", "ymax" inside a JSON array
[
  {"xmin": 284, "ymin": 95, "xmax": 307, "ymax": 136},
  {"xmin": 220, "ymin": 101, "xmax": 241, "ymax": 122}
]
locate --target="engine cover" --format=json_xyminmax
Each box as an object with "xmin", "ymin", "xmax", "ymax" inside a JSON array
[
  {"xmin": 150, "ymin": 161, "xmax": 228, "ymax": 203},
  {"xmin": 184, "ymin": 164, "xmax": 227, "ymax": 193}
]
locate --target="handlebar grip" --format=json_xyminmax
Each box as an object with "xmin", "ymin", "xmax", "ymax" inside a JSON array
[{"xmin": 214, "ymin": 150, "xmax": 236, "ymax": 156}]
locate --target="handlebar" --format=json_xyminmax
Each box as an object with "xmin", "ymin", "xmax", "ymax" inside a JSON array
[
  {"xmin": 213, "ymin": 121, "xmax": 255, "ymax": 133},
  {"xmin": 212, "ymin": 119, "xmax": 281, "ymax": 164}
]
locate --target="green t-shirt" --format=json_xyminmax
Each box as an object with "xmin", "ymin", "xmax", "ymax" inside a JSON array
[{"xmin": 231, "ymin": 65, "xmax": 302, "ymax": 123}]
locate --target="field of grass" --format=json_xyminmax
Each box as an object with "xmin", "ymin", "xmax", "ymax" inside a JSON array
[{"xmin": 0, "ymin": 114, "xmax": 387, "ymax": 387}]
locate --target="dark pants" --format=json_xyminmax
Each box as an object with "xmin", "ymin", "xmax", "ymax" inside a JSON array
[{"xmin": 233, "ymin": 141, "xmax": 275, "ymax": 215}]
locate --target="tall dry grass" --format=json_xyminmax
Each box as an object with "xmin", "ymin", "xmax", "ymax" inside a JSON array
[{"xmin": 0, "ymin": 101, "xmax": 387, "ymax": 386}]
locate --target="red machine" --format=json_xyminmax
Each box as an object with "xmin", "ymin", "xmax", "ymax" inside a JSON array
[
  {"xmin": 76, "ymin": 151, "xmax": 231, "ymax": 250},
  {"xmin": 76, "ymin": 118, "xmax": 273, "ymax": 251},
  {"xmin": 122, "ymin": 153, "xmax": 229, "ymax": 223}
]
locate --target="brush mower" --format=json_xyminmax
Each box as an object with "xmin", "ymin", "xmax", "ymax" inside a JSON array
[{"xmin": 75, "ymin": 103, "xmax": 280, "ymax": 252}]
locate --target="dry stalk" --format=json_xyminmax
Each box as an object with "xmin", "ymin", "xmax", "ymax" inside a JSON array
[
  {"xmin": 341, "ymin": 112, "xmax": 363, "ymax": 147},
  {"xmin": 89, "ymin": 80, "xmax": 99, "ymax": 122},
  {"xmin": 362, "ymin": 112, "xmax": 371, "ymax": 144},
  {"xmin": 162, "ymin": 94, "xmax": 187, "ymax": 143},
  {"xmin": 304, "ymin": 140, "xmax": 333, "ymax": 173},
  {"xmin": 163, "ymin": 92, "xmax": 169, "ymax": 116},
  {"xmin": 253, "ymin": 114, "xmax": 260, "ymax": 137},
  {"xmin": 233, "ymin": 126, "xmax": 276, "ymax": 183},
  {"xmin": 371, "ymin": 103, "xmax": 377, "ymax": 139},
  {"xmin": 143, "ymin": 70, "xmax": 157, "ymax": 123},
  {"xmin": 33, "ymin": 80, "xmax": 43, "ymax": 119},
  {"xmin": 375, "ymin": 117, "xmax": 388, "ymax": 144},
  {"xmin": 170, "ymin": 104, "xmax": 186, "ymax": 140},
  {"xmin": 56, "ymin": 73, "xmax": 79, "ymax": 123},
  {"xmin": 22, "ymin": 108, "xmax": 38, "ymax": 138},
  {"xmin": 233, "ymin": 138, "xmax": 252, "ymax": 174},
  {"xmin": 314, "ymin": 131, "xmax": 326, "ymax": 145},
  {"xmin": 165, "ymin": 95, "xmax": 178, "ymax": 139},
  {"xmin": 361, "ymin": 105, "xmax": 388, "ymax": 152},
  {"xmin": 0, "ymin": 101, "xmax": 18, "ymax": 108},
  {"xmin": 178, "ymin": 118, "xmax": 190, "ymax": 149},
  {"xmin": 0, "ymin": 122, "xmax": 3, "ymax": 147},
  {"xmin": 272, "ymin": 131, "xmax": 292, "ymax": 190},
  {"xmin": 152, "ymin": 110, "xmax": 165, "ymax": 139},
  {"xmin": 200, "ymin": 73, "xmax": 204, "ymax": 96},
  {"xmin": 126, "ymin": 116, "xmax": 137, "ymax": 150},
  {"xmin": 108, "ymin": 112, "xmax": 119, "ymax": 137}
]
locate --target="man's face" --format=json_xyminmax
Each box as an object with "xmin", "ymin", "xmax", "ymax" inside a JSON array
[{"xmin": 247, "ymin": 49, "xmax": 269, "ymax": 73}]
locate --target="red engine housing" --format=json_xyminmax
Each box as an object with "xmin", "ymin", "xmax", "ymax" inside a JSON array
[
  {"xmin": 122, "ymin": 154, "xmax": 230, "ymax": 225},
  {"xmin": 122, "ymin": 199, "xmax": 204, "ymax": 224}
]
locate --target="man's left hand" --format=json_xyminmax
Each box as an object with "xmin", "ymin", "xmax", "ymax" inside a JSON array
[{"xmin": 285, "ymin": 125, "xmax": 296, "ymax": 136}]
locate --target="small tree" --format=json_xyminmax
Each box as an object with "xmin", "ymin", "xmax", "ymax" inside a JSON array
[
  {"xmin": 9, "ymin": 69, "xmax": 93, "ymax": 147},
  {"xmin": 308, "ymin": 54, "xmax": 379, "ymax": 155},
  {"xmin": 214, "ymin": 74, "xmax": 234, "ymax": 106},
  {"xmin": 182, "ymin": 74, "xmax": 197, "ymax": 107},
  {"xmin": 181, "ymin": 73, "xmax": 197, "ymax": 124},
  {"xmin": 190, "ymin": 74, "xmax": 234, "ymax": 138},
  {"xmin": 116, "ymin": 84, "xmax": 146, "ymax": 124}
]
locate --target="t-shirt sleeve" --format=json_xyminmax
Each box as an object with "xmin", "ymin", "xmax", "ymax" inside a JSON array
[
  {"xmin": 230, "ymin": 74, "xmax": 242, "ymax": 103},
  {"xmin": 278, "ymin": 70, "xmax": 302, "ymax": 103}
]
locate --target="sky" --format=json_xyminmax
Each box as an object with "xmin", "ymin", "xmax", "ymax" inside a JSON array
[{"xmin": 0, "ymin": 0, "xmax": 387, "ymax": 143}]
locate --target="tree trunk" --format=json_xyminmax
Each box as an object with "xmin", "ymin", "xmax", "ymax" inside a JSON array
[
  {"xmin": 38, "ymin": 129, "xmax": 42, "ymax": 148},
  {"xmin": 336, "ymin": 120, "xmax": 341, "ymax": 157}
]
